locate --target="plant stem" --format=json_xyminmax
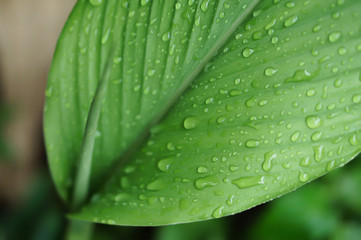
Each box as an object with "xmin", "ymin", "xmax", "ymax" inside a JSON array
[
  {"xmin": 65, "ymin": 220, "xmax": 93, "ymax": 240},
  {"xmin": 71, "ymin": 52, "xmax": 113, "ymax": 211}
]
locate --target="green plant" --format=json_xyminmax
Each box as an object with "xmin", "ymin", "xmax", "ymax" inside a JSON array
[{"xmin": 44, "ymin": 0, "xmax": 361, "ymax": 230}]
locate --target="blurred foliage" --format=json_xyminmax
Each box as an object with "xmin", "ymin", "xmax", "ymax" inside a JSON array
[
  {"xmin": 247, "ymin": 155, "xmax": 361, "ymax": 240},
  {"xmin": 1, "ymin": 156, "xmax": 360, "ymax": 240},
  {"xmin": 0, "ymin": 104, "xmax": 12, "ymax": 161}
]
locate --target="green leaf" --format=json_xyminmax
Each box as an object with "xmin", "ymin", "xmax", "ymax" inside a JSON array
[
  {"xmin": 44, "ymin": 0, "xmax": 259, "ymax": 203},
  {"xmin": 45, "ymin": 0, "xmax": 361, "ymax": 226}
]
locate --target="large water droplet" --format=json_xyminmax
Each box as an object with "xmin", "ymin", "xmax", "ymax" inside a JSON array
[
  {"xmin": 242, "ymin": 48, "xmax": 255, "ymax": 58},
  {"xmin": 157, "ymin": 158, "xmax": 173, "ymax": 172},
  {"xmin": 313, "ymin": 145, "xmax": 324, "ymax": 162},
  {"xmin": 183, "ymin": 117, "xmax": 198, "ymax": 130},
  {"xmin": 201, "ymin": 0, "xmax": 210, "ymax": 12},
  {"xmin": 246, "ymin": 139, "xmax": 260, "ymax": 148},
  {"xmin": 212, "ymin": 206, "xmax": 225, "ymax": 218},
  {"xmin": 298, "ymin": 171, "xmax": 309, "ymax": 182},
  {"xmin": 263, "ymin": 151, "xmax": 277, "ymax": 172},
  {"xmin": 89, "ymin": 0, "xmax": 103, "ymax": 6},
  {"xmin": 285, "ymin": 69, "xmax": 314, "ymax": 83},
  {"xmin": 352, "ymin": 94, "xmax": 361, "ymax": 103},
  {"xmin": 146, "ymin": 178, "xmax": 167, "ymax": 191},
  {"xmin": 232, "ymin": 176, "xmax": 265, "ymax": 189},
  {"xmin": 284, "ymin": 15, "xmax": 298, "ymax": 27},
  {"xmin": 305, "ymin": 115, "xmax": 323, "ymax": 129},
  {"xmin": 195, "ymin": 175, "xmax": 219, "ymax": 190}
]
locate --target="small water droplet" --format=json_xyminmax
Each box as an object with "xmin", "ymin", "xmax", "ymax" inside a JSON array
[
  {"xmin": 265, "ymin": 67, "xmax": 278, "ymax": 76},
  {"xmin": 298, "ymin": 171, "xmax": 309, "ymax": 182},
  {"xmin": 242, "ymin": 48, "xmax": 255, "ymax": 58},
  {"xmin": 291, "ymin": 131, "xmax": 300, "ymax": 142},
  {"xmin": 328, "ymin": 32, "xmax": 342, "ymax": 42},
  {"xmin": 197, "ymin": 166, "xmax": 208, "ymax": 174},
  {"xmin": 299, "ymin": 156, "xmax": 311, "ymax": 167},
  {"xmin": 284, "ymin": 15, "xmax": 298, "ymax": 27},
  {"xmin": 326, "ymin": 160, "xmax": 336, "ymax": 171},
  {"xmin": 89, "ymin": 0, "xmax": 103, "ymax": 6},
  {"xmin": 352, "ymin": 94, "xmax": 361, "ymax": 103},
  {"xmin": 162, "ymin": 31, "xmax": 171, "ymax": 41}
]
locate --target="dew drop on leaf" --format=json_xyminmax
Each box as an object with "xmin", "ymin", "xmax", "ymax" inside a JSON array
[
  {"xmin": 89, "ymin": 0, "xmax": 103, "ymax": 6},
  {"xmin": 242, "ymin": 48, "xmax": 254, "ymax": 58},
  {"xmin": 305, "ymin": 115, "xmax": 323, "ymax": 129},
  {"xmin": 328, "ymin": 31, "xmax": 342, "ymax": 42},
  {"xmin": 232, "ymin": 176, "xmax": 265, "ymax": 189},
  {"xmin": 183, "ymin": 117, "xmax": 198, "ymax": 130},
  {"xmin": 264, "ymin": 67, "xmax": 278, "ymax": 76}
]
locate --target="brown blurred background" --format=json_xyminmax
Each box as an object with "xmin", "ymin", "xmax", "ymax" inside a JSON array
[{"xmin": 0, "ymin": 0, "xmax": 76, "ymax": 206}]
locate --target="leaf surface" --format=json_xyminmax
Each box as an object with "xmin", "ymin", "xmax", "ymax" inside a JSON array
[
  {"xmin": 44, "ymin": 0, "xmax": 258, "ymax": 202},
  {"xmin": 45, "ymin": 0, "xmax": 361, "ymax": 225}
]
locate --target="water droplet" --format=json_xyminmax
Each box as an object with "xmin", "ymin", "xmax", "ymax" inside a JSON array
[
  {"xmin": 246, "ymin": 139, "xmax": 260, "ymax": 148},
  {"xmin": 212, "ymin": 206, "xmax": 225, "ymax": 218},
  {"xmin": 179, "ymin": 198, "xmax": 191, "ymax": 210},
  {"xmin": 157, "ymin": 158, "xmax": 173, "ymax": 172},
  {"xmin": 299, "ymin": 156, "xmax": 311, "ymax": 167},
  {"xmin": 162, "ymin": 32, "xmax": 170, "ymax": 41},
  {"xmin": 313, "ymin": 24, "xmax": 322, "ymax": 32},
  {"xmin": 146, "ymin": 178, "xmax": 167, "ymax": 191},
  {"xmin": 326, "ymin": 160, "xmax": 336, "ymax": 171},
  {"xmin": 284, "ymin": 15, "xmax": 298, "ymax": 27},
  {"xmin": 230, "ymin": 89, "xmax": 242, "ymax": 96},
  {"xmin": 167, "ymin": 142, "xmax": 175, "ymax": 151},
  {"xmin": 101, "ymin": 28, "xmax": 110, "ymax": 44},
  {"xmin": 285, "ymin": 69, "xmax": 314, "ymax": 83},
  {"xmin": 349, "ymin": 133, "xmax": 359, "ymax": 146},
  {"xmin": 352, "ymin": 94, "xmax": 361, "ymax": 103},
  {"xmin": 338, "ymin": 46, "xmax": 348, "ymax": 55},
  {"xmin": 263, "ymin": 151, "xmax": 277, "ymax": 172},
  {"xmin": 205, "ymin": 97, "xmax": 214, "ymax": 104},
  {"xmin": 183, "ymin": 117, "xmax": 198, "ymax": 130},
  {"xmin": 197, "ymin": 166, "xmax": 208, "ymax": 174},
  {"xmin": 298, "ymin": 171, "xmax": 309, "ymax": 182},
  {"xmin": 271, "ymin": 36, "xmax": 279, "ymax": 44},
  {"xmin": 242, "ymin": 48, "xmax": 255, "ymax": 58},
  {"xmin": 305, "ymin": 115, "xmax": 323, "ymax": 129},
  {"xmin": 114, "ymin": 193, "xmax": 129, "ymax": 202},
  {"xmin": 311, "ymin": 131, "xmax": 323, "ymax": 142},
  {"xmin": 291, "ymin": 131, "xmax": 300, "ymax": 142},
  {"xmin": 89, "ymin": 0, "xmax": 103, "ymax": 6},
  {"xmin": 232, "ymin": 176, "xmax": 265, "ymax": 189},
  {"xmin": 141, "ymin": 0, "xmax": 150, "ymax": 6},
  {"xmin": 195, "ymin": 175, "xmax": 219, "ymax": 190},
  {"xmin": 328, "ymin": 32, "xmax": 342, "ymax": 42},
  {"xmin": 313, "ymin": 145, "xmax": 324, "ymax": 162},
  {"xmin": 201, "ymin": 0, "xmax": 210, "ymax": 12},
  {"xmin": 265, "ymin": 67, "xmax": 278, "ymax": 76},
  {"xmin": 306, "ymin": 89, "xmax": 316, "ymax": 97},
  {"xmin": 147, "ymin": 69, "xmax": 156, "ymax": 76}
]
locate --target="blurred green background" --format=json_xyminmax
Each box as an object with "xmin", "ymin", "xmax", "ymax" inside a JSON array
[{"xmin": 0, "ymin": 1, "xmax": 360, "ymax": 240}]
